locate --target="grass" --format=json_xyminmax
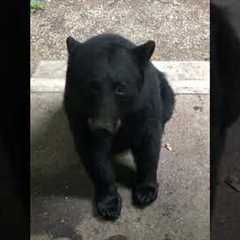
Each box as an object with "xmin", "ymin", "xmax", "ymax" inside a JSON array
[{"xmin": 31, "ymin": 0, "xmax": 46, "ymax": 10}]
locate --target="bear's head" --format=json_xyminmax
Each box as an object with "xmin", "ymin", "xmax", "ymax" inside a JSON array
[{"xmin": 65, "ymin": 35, "xmax": 155, "ymax": 134}]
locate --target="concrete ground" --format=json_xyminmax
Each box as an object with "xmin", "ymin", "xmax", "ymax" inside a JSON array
[
  {"xmin": 31, "ymin": 61, "xmax": 209, "ymax": 240},
  {"xmin": 31, "ymin": 0, "xmax": 209, "ymax": 74}
]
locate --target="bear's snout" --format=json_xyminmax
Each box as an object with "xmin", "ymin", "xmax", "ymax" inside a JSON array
[{"xmin": 88, "ymin": 118, "xmax": 121, "ymax": 134}]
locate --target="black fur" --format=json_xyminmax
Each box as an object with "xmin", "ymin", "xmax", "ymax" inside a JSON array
[{"xmin": 64, "ymin": 33, "xmax": 175, "ymax": 220}]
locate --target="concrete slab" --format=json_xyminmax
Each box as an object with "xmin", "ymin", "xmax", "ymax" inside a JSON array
[
  {"xmin": 31, "ymin": 78, "xmax": 209, "ymax": 95},
  {"xmin": 31, "ymin": 61, "xmax": 209, "ymax": 94},
  {"xmin": 32, "ymin": 61, "xmax": 209, "ymax": 81},
  {"xmin": 31, "ymin": 93, "xmax": 209, "ymax": 240}
]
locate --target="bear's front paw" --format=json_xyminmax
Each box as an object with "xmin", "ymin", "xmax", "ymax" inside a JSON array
[
  {"xmin": 96, "ymin": 192, "xmax": 122, "ymax": 220},
  {"xmin": 132, "ymin": 183, "xmax": 158, "ymax": 208}
]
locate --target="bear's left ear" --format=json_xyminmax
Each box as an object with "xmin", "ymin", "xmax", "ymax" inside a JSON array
[
  {"xmin": 132, "ymin": 40, "xmax": 155, "ymax": 65},
  {"xmin": 66, "ymin": 36, "xmax": 82, "ymax": 55}
]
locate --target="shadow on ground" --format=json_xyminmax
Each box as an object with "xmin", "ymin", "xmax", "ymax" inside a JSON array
[{"xmin": 31, "ymin": 105, "xmax": 136, "ymax": 237}]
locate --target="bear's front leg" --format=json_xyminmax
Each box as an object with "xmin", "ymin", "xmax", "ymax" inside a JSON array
[
  {"xmin": 131, "ymin": 120, "xmax": 163, "ymax": 207},
  {"xmin": 73, "ymin": 130, "xmax": 122, "ymax": 220}
]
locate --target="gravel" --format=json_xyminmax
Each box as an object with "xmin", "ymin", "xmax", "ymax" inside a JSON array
[{"xmin": 31, "ymin": 0, "xmax": 209, "ymax": 74}]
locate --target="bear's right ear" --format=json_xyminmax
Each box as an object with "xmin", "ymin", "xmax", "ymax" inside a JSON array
[
  {"xmin": 132, "ymin": 40, "xmax": 155, "ymax": 66},
  {"xmin": 66, "ymin": 36, "xmax": 81, "ymax": 55}
]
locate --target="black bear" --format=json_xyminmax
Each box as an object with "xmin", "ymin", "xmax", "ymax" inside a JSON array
[{"xmin": 64, "ymin": 33, "xmax": 175, "ymax": 220}]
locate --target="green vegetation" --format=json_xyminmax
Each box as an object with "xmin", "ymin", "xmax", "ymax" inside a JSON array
[{"xmin": 31, "ymin": 0, "xmax": 46, "ymax": 10}]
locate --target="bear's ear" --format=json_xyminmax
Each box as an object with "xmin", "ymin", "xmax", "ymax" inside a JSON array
[
  {"xmin": 132, "ymin": 40, "xmax": 155, "ymax": 65},
  {"xmin": 66, "ymin": 36, "xmax": 81, "ymax": 55}
]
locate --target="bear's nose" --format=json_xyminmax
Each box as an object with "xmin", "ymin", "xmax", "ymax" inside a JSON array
[
  {"xmin": 88, "ymin": 118, "xmax": 121, "ymax": 133},
  {"xmin": 116, "ymin": 119, "xmax": 121, "ymax": 131}
]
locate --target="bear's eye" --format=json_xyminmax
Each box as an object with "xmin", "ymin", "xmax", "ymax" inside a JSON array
[{"xmin": 114, "ymin": 83, "xmax": 127, "ymax": 96}]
